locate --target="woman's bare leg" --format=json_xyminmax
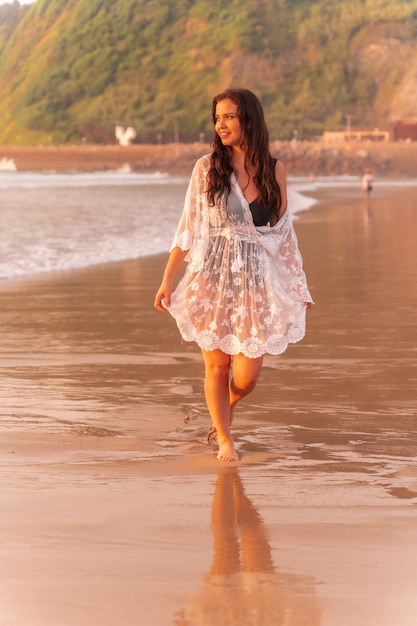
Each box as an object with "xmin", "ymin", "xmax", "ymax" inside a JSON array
[
  {"xmin": 229, "ymin": 353, "xmax": 263, "ymax": 425},
  {"xmin": 202, "ymin": 350, "xmax": 264, "ymax": 461},
  {"xmin": 201, "ymin": 349, "xmax": 238, "ymax": 462}
]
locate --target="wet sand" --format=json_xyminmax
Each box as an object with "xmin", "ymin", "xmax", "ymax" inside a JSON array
[{"xmin": 1, "ymin": 184, "xmax": 417, "ymax": 625}]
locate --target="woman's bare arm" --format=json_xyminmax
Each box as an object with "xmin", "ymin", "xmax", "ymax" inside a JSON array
[{"xmin": 275, "ymin": 159, "xmax": 288, "ymax": 220}]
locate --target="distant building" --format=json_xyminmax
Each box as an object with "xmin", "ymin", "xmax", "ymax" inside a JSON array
[
  {"xmin": 322, "ymin": 129, "xmax": 390, "ymax": 143},
  {"xmin": 393, "ymin": 120, "xmax": 417, "ymax": 142}
]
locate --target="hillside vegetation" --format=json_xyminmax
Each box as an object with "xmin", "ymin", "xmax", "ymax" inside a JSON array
[{"xmin": 1, "ymin": 0, "xmax": 417, "ymax": 144}]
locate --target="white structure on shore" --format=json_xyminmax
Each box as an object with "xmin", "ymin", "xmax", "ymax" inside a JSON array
[
  {"xmin": 0, "ymin": 157, "xmax": 17, "ymax": 171},
  {"xmin": 115, "ymin": 126, "xmax": 137, "ymax": 146}
]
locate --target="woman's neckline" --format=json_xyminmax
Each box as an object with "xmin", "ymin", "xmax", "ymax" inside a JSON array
[{"xmin": 232, "ymin": 173, "xmax": 258, "ymax": 204}]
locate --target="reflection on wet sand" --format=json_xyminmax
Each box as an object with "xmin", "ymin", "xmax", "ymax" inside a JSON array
[{"xmin": 175, "ymin": 470, "xmax": 321, "ymax": 625}]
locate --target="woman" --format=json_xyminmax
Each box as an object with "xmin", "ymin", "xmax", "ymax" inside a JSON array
[{"xmin": 154, "ymin": 88, "xmax": 313, "ymax": 462}]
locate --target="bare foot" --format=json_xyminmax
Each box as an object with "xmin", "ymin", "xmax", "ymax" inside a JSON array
[{"xmin": 217, "ymin": 441, "xmax": 240, "ymax": 462}]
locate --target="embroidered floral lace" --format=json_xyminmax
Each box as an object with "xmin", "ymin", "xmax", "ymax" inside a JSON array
[{"xmin": 167, "ymin": 155, "xmax": 313, "ymax": 358}]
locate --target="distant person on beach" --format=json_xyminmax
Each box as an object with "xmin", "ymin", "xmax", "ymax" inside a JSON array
[
  {"xmin": 154, "ymin": 88, "xmax": 313, "ymax": 462},
  {"xmin": 361, "ymin": 168, "xmax": 373, "ymax": 204}
]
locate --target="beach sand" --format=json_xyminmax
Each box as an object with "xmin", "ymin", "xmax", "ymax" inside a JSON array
[{"xmin": 1, "ymin": 183, "xmax": 417, "ymax": 625}]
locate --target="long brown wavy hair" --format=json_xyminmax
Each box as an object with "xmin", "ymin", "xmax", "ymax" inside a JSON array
[{"xmin": 206, "ymin": 88, "xmax": 282, "ymax": 220}]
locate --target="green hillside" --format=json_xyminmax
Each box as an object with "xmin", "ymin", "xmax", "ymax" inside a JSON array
[{"xmin": 1, "ymin": 0, "xmax": 417, "ymax": 144}]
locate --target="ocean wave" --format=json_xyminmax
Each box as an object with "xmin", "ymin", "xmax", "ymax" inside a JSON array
[{"xmin": 0, "ymin": 169, "xmax": 188, "ymax": 190}]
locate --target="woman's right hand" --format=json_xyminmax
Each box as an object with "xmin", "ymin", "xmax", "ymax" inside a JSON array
[{"xmin": 154, "ymin": 282, "xmax": 171, "ymax": 311}]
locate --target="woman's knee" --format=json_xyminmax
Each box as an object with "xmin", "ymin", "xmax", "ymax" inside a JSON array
[
  {"xmin": 202, "ymin": 349, "xmax": 231, "ymax": 381},
  {"xmin": 231, "ymin": 355, "xmax": 263, "ymax": 394},
  {"xmin": 230, "ymin": 373, "xmax": 257, "ymax": 396}
]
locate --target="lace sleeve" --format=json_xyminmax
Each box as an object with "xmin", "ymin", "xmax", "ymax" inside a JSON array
[
  {"xmin": 279, "ymin": 215, "xmax": 313, "ymax": 304},
  {"xmin": 256, "ymin": 211, "xmax": 314, "ymax": 305},
  {"xmin": 170, "ymin": 156, "xmax": 209, "ymax": 253}
]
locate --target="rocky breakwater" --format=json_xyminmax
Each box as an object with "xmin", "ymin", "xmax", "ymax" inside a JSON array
[
  {"xmin": 272, "ymin": 140, "xmax": 417, "ymax": 178},
  {"xmin": 1, "ymin": 141, "xmax": 416, "ymax": 178}
]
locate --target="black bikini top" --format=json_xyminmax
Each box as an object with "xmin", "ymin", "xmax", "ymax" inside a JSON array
[
  {"xmin": 248, "ymin": 199, "xmax": 274, "ymax": 227},
  {"xmin": 248, "ymin": 158, "xmax": 277, "ymax": 227}
]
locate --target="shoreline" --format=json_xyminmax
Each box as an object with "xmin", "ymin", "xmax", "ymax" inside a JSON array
[
  {"xmin": 2, "ymin": 139, "xmax": 417, "ymax": 177},
  {"xmin": 1, "ymin": 175, "xmax": 416, "ymax": 287}
]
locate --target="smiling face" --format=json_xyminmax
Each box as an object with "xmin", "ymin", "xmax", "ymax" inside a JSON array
[{"xmin": 214, "ymin": 99, "xmax": 244, "ymax": 149}]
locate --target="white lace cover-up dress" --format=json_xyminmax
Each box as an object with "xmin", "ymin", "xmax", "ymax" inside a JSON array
[{"xmin": 166, "ymin": 154, "xmax": 313, "ymax": 359}]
